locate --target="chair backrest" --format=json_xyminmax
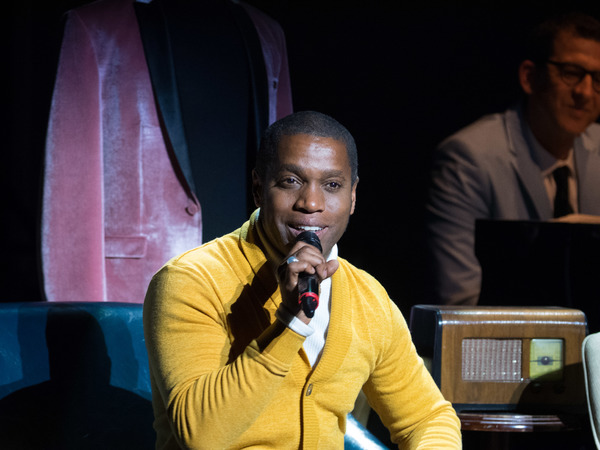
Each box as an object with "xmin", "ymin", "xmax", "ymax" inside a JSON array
[
  {"xmin": 0, "ymin": 302, "xmax": 386, "ymax": 449},
  {"xmin": 583, "ymin": 332, "xmax": 600, "ymax": 449},
  {"xmin": 0, "ymin": 302, "xmax": 155, "ymax": 449}
]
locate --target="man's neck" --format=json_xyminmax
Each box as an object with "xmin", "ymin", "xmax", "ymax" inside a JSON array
[{"xmin": 524, "ymin": 103, "xmax": 574, "ymax": 160}]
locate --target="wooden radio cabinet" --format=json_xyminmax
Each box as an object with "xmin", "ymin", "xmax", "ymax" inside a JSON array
[{"xmin": 409, "ymin": 305, "xmax": 587, "ymax": 414}]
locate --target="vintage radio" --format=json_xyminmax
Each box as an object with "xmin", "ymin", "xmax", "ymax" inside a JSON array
[{"xmin": 410, "ymin": 305, "xmax": 587, "ymax": 413}]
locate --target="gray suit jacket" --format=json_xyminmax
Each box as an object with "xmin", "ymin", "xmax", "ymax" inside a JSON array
[{"xmin": 424, "ymin": 105, "xmax": 600, "ymax": 305}]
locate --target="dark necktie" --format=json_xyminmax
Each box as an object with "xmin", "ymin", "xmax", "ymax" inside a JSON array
[{"xmin": 552, "ymin": 166, "xmax": 573, "ymax": 218}]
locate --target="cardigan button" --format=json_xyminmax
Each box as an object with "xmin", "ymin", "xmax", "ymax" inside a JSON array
[{"xmin": 306, "ymin": 384, "xmax": 313, "ymax": 396}]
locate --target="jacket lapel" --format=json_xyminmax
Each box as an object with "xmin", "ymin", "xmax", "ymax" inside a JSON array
[
  {"xmin": 134, "ymin": 0, "xmax": 270, "ymax": 241},
  {"xmin": 309, "ymin": 270, "xmax": 352, "ymax": 382},
  {"xmin": 505, "ymin": 106, "xmax": 552, "ymax": 219},
  {"xmin": 133, "ymin": 0, "xmax": 197, "ymax": 196},
  {"xmin": 575, "ymin": 130, "xmax": 600, "ymax": 214}
]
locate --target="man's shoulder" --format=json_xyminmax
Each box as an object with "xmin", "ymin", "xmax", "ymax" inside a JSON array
[
  {"xmin": 337, "ymin": 258, "xmax": 386, "ymax": 292},
  {"xmin": 164, "ymin": 230, "xmax": 243, "ymax": 272},
  {"xmin": 336, "ymin": 259, "xmax": 403, "ymax": 324},
  {"xmin": 582, "ymin": 121, "xmax": 600, "ymax": 147},
  {"xmin": 440, "ymin": 110, "xmax": 510, "ymax": 149},
  {"xmin": 573, "ymin": 122, "xmax": 600, "ymax": 159},
  {"xmin": 434, "ymin": 108, "xmax": 520, "ymax": 167}
]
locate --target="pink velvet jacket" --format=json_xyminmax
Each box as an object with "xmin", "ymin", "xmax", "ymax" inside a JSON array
[{"xmin": 42, "ymin": 0, "xmax": 292, "ymax": 303}]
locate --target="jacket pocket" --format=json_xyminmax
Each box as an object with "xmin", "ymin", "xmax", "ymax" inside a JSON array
[{"xmin": 105, "ymin": 235, "xmax": 148, "ymax": 259}]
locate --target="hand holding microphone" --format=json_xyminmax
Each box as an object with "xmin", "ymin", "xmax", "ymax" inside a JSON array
[
  {"xmin": 278, "ymin": 230, "xmax": 338, "ymax": 323},
  {"xmin": 295, "ymin": 231, "xmax": 322, "ymax": 318}
]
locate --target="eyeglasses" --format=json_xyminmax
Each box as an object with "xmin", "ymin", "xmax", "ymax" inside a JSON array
[{"xmin": 546, "ymin": 60, "xmax": 600, "ymax": 93}]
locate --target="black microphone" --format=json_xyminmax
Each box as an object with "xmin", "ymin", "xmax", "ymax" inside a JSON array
[{"xmin": 296, "ymin": 231, "xmax": 322, "ymax": 318}]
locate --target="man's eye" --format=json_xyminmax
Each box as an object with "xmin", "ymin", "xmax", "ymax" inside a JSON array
[
  {"xmin": 279, "ymin": 177, "xmax": 299, "ymax": 187},
  {"xmin": 325, "ymin": 181, "xmax": 342, "ymax": 190},
  {"xmin": 563, "ymin": 65, "xmax": 584, "ymax": 79}
]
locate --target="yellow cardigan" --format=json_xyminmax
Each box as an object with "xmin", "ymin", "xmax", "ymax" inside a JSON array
[{"xmin": 144, "ymin": 212, "xmax": 461, "ymax": 449}]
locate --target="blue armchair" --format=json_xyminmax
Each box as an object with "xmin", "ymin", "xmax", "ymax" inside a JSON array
[{"xmin": 0, "ymin": 302, "xmax": 387, "ymax": 449}]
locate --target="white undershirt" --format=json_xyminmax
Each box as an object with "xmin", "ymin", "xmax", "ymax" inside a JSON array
[
  {"xmin": 526, "ymin": 126, "xmax": 579, "ymax": 214},
  {"xmin": 275, "ymin": 245, "xmax": 337, "ymax": 367}
]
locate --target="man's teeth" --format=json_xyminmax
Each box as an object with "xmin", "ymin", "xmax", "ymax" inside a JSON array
[{"xmin": 298, "ymin": 226, "xmax": 322, "ymax": 231}]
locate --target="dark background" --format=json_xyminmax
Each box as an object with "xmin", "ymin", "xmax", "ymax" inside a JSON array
[{"xmin": 5, "ymin": 1, "xmax": 600, "ymax": 318}]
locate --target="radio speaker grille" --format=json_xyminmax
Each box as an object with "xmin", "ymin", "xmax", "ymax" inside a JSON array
[{"xmin": 462, "ymin": 339, "xmax": 522, "ymax": 382}]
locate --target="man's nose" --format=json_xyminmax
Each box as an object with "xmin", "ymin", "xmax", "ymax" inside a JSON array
[
  {"xmin": 574, "ymin": 73, "xmax": 596, "ymax": 98},
  {"xmin": 295, "ymin": 185, "xmax": 325, "ymax": 212}
]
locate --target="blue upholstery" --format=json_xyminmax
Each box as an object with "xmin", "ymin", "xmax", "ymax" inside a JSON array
[
  {"xmin": 0, "ymin": 302, "xmax": 388, "ymax": 449},
  {"xmin": 346, "ymin": 413, "xmax": 389, "ymax": 449},
  {"xmin": 0, "ymin": 302, "xmax": 154, "ymax": 449}
]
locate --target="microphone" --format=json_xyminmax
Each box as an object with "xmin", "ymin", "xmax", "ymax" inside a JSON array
[{"xmin": 296, "ymin": 231, "xmax": 322, "ymax": 318}]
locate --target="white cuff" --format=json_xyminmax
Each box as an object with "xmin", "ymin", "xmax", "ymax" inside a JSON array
[{"xmin": 275, "ymin": 304, "xmax": 314, "ymax": 337}]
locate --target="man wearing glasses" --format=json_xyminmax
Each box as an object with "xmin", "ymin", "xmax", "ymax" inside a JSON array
[{"xmin": 424, "ymin": 12, "xmax": 600, "ymax": 305}]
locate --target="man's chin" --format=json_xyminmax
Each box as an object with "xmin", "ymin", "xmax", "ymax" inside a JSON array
[
  {"xmin": 566, "ymin": 111, "xmax": 598, "ymax": 132},
  {"xmin": 559, "ymin": 117, "xmax": 594, "ymax": 137}
]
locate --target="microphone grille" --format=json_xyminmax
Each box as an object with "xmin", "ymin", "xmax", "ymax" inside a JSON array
[{"xmin": 296, "ymin": 231, "xmax": 322, "ymax": 253}]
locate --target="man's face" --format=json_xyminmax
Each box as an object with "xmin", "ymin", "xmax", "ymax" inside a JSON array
[
  {"xmin": 253, "ymin": 133, "xmax": 357, "ymax": 257},
  {"xmin": 526, "ymin": 30, "xmax": 600, "ymax": 139}
]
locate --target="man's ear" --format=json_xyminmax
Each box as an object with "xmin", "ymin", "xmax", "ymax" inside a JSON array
[
  {"xmin": 350, "ymin": 178, "xmax": 358, "ymax": 215},
  {"xmin": 519, "ymin": 60, "xmax": 537, "ymax": 95},
  {"xmin": 251, "ymin": 169, "xmax": 262, "ymax": 208}
]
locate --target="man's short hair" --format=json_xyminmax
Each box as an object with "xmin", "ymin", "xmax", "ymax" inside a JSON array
[
  {"xmin": 256, "ymin": 111, "xmax": 359, "ymax": 184},
  {"xmin": 526, "ymin": 12, "xmax": 600, "ymax": 63}
]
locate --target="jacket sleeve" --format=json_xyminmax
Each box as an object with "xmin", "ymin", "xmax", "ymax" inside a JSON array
[
  {"xmin": 143, "ymin": 261, "xmax": 304, "ymax": 449},
  {"xmin": 42, "ymin": 10, "xmax": 106, "ymax": 302},
  {"xmin": 423, "ymin": 137, "xmax": 492, "ymax": 306},
  {"xmin": 363, "ymin": 298, "xmax": 462, "ymax": 448}
]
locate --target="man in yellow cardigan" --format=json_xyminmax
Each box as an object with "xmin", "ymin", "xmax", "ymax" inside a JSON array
[{"xmin": 143, "ymin": 111, "xmax": 462, "ymax": 449}]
